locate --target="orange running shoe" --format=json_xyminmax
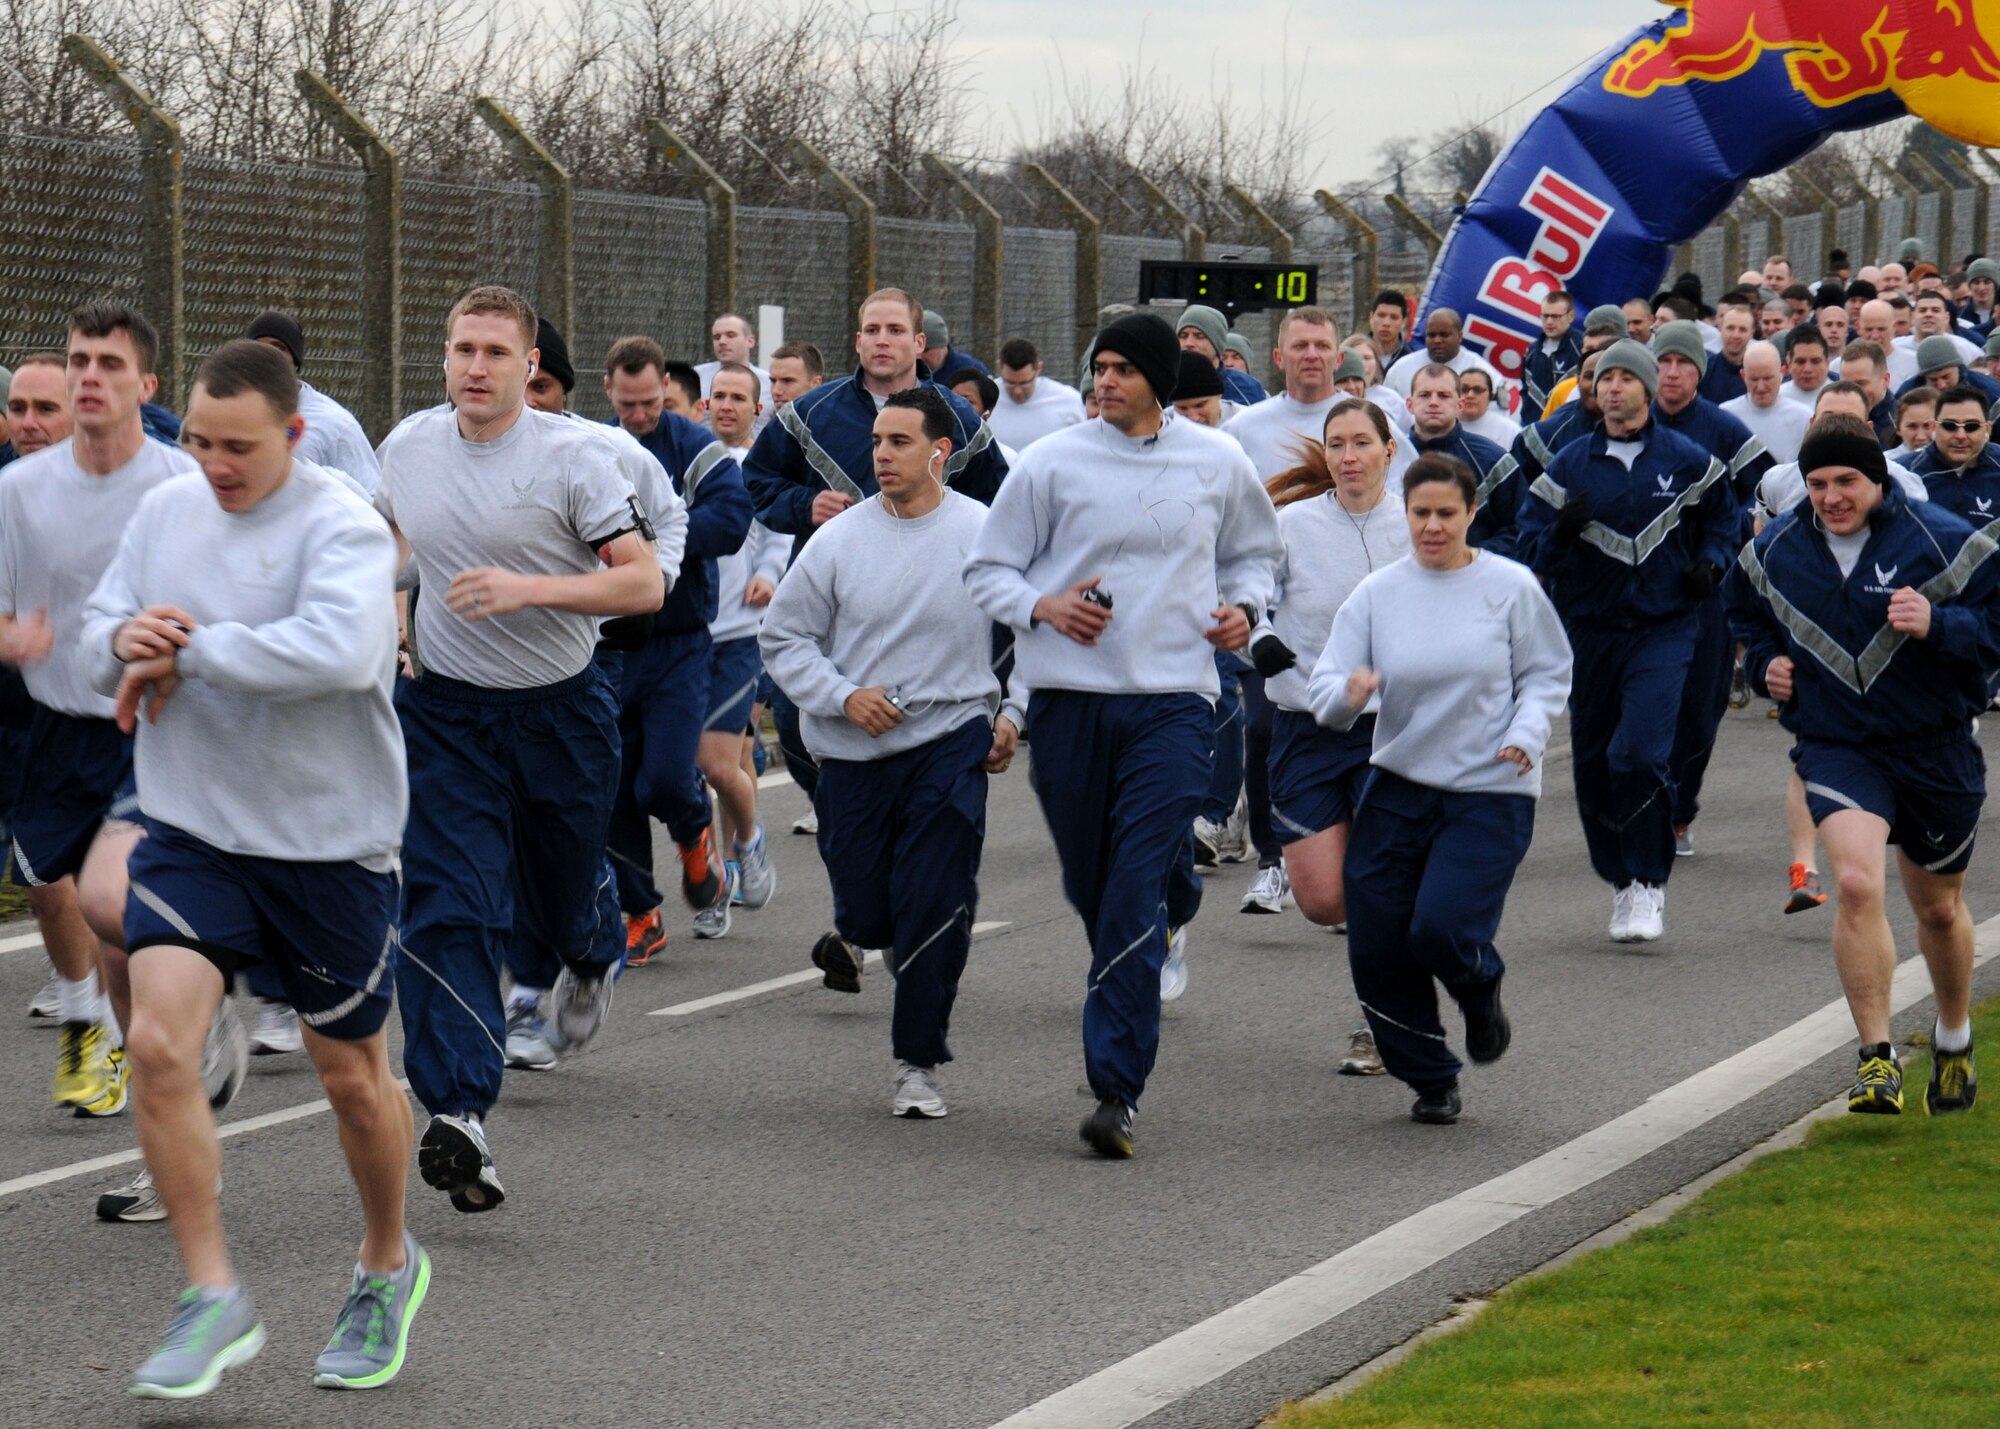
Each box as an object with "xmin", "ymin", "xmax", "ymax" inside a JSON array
[
  {"xmin": 679, "ymin": 828, "xmax": 722, "ymax": 910},
  {"xmin": 1784, "ymin": 863, "xmax": 1827, "ymax": 915},
  {"xmin": 624, "ymin": 909, "xmax": 667, "ymax": 965}
]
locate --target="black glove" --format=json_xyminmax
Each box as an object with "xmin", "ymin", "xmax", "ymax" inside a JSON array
[
  {"xmin": 597, "ymin": 611, "xmax": 656, "ymax": 652},
  {"xmin": 1250, "ymin": 633, "xmax": 1297, "ymax": 677},
  {"xmin": 1680, "ymin": 559, "xmax": 1722, "ymax": 601},
  {"xmin": 1551, "ymin": 495, "xmax": 1594, "ymax": 547}
]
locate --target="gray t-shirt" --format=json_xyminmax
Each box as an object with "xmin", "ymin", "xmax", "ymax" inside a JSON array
[
  {"xmin": 0, "ymin": 435, "xmax": 198, "ymax": 717},
  {"xmin": 375, "ymin": 406, "xmax": 637, "ymax": 689}
]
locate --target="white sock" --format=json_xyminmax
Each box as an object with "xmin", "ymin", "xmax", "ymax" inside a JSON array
[
  {"xmin": 1935, "ymin": 1019, "xmax": 1972, "ymax": 1053},
  {"xmin": 99, "ymin": 997, "xmax": 124, "ymax": 1048},
  {"xmin": 57, "ymin": 971, "xmax": 100, "ymax": 1025},
  {"xmin": 506, "ymin": 986, "xmax": 541, "ymax": 1012},
  {"xmin": 735, "ymin": 825, "xmax": 762, "ymax": 855}
]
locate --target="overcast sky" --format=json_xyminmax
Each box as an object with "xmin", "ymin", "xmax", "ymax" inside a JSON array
[{"xmin": 948, "ymin": 0, "xmax": 1631, "ymax": 190}]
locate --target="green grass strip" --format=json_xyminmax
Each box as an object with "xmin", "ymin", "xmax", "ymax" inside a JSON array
[{"xmin": 1275, "ymin": 999, "xmax": 2000, "ymax": 1429}]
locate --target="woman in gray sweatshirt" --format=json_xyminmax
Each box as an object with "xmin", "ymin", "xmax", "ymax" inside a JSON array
[{"xmin": 1307, "ymin": 453, "xmax": 1572, "ymax": 1126}]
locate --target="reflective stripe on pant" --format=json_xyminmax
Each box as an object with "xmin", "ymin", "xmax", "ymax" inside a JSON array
[
  {"xmin": 1343, "ymin": 770, "xmax": 1535, "ymax": 1095},
  {"xmin": 1567, "ymin": 616, "xmax": 1696, "ymax": 888},
  {"xmin": 816, "ymin": 717, "xmax": 990, "ymax": 1069},
  {"xmin": 1027, "ymin": 689, "xmax": 1211, "ymax": 1110},
  {"xmin": 609, "ymin": 626, "xmax": 712, "ymax": 914},
  {"xmin": 1670, "ymin": 596, "xmax": 1732, "ymax": 827},
  {"xmin": 393, "ymin": 669, "xmax": 620, "ymax": 1118}
]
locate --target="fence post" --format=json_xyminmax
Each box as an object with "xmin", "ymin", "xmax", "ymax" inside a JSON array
[
  {"xmin": 1129, "ymin": 169, "xmax": 1204, "ymax": 260},
  {"xmin": 1383, "ymin": 193, "xmax": 1443, "ymax": 263},
  {"xmin": 1720, "ymin": 211, "xmax": 1744, "ymax": 284},
  {"xmin": 791, "ymin": 140, "xmax": 876, "ymax": 326},
  {"xmin": 295, "ymin": 70, "xmax": 400, "ymax": 440},
  {"xmin": 1946, "ymin": 151, "xmax": 1993, "ymax": 262},
  {"xmin": 1901, "ymin": 151, "xmax": 1956, "ymax": 264},
  {"xmin": 646, "ymin": 122, "xmax": 736, "ymax": 321},
  {"xmin": 1021, "ymin": 162, "xmax": 1102, "ymax": 370},
  {"xmin": 61, "ymin": 34, "xmax": 183, "ymax": 403},
  {"xmin": 1873, "ymin": 158, "xmax": 1923, "ymax": 256},
  {"xmin": 920, "ymin": 153, "xmax": 1002, "ymax": 369},
  {"xmin": 473, "ymin": 98, "xmax": 573, "ymax": 333},
  {"xmin": 1224, "ymin": 183, "xmax": 1295, "ymax": 264},
  {"xmin": 1314, "ymin": 190, "xmax": 1379, "ymax": 330}
]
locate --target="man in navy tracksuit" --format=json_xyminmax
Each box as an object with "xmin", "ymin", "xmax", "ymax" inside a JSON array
[
  {"xmin": 1908, "ymin": 385, "xmax": 2000, "ymax": 528},
  {"xmin": 744, "ymin": 287, "xmax": 1007, "ymax": 808},
  {"xmin": 1516, "ymin": 339, "xmax": 1738, "ymax": 945},
  {"xmin": 1521, "ymin": 290, "xmax": 1581, "ymax": 422},
  {"xmin": 1649, "ymin": 322, "xmax": 1774, "ymax": 853},
  {"xmin": 1406, "ymin": 360, "xmax": 1521, "ymax": 556},
  {"xmin": 604, "ymin": 338, "xmax": 753, "ymax": 927},
  {"xmin": 1728, "ymin": 417, "xmax": 2000, "ymax": 1116}
]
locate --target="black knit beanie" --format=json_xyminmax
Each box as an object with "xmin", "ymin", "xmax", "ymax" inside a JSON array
[
  {"xmin": 1798, "ymin": 418, "xmax": 1889, "ymax": 487},
  {"xmin": 534, "ymin": 318, "xmax": 576, "ymax": 393},
  {"xmin": 1088, "ymin": 312, "xmax": 1180, "ymax": 409}
]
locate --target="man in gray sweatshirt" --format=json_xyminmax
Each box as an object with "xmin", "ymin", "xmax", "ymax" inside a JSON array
[
  {"xmin": 81, "ymin": 339, "xmax": 426, "ymax": 1399},
  {"xmin": 761, "ymin": 388, "xmax": 1023, "ymax": 1119},
  {"xmin": 966, "ymin": 312, "xmax": 1283, "ymax": 1157}
]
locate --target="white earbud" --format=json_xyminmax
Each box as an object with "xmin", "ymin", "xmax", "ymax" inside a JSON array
[{"xmin": 527, "ymin": 361, "xmax": 538, "ymax": 377}]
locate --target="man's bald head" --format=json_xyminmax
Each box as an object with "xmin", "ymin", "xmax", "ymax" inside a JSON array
[
  {"xmin": 1742, "ymin": 340, "xmax": 1783, "ymax": 378},
  {"xmin": 1857, "ymin": 299, "xmax": 1896, "ymax": 346}
]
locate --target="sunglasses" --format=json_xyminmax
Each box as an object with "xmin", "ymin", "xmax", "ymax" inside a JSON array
[{"xmin": 1937, "ymin": 419, "xmax": 1987, "ymax": 434}]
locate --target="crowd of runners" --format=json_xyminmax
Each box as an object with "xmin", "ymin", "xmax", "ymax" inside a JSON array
[{"xmin": 4, "ymin": 232, "xmax": 1999, "ymax": 1400}]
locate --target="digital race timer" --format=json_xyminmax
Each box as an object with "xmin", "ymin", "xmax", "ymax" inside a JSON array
[{"xmin": 1137, "ymin": 260, "xmax": 1319, "ymax": 317}]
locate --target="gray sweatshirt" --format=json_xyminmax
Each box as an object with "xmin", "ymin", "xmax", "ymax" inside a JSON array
[
  {"xmin": 1264, "ymin": 490, "xmax": 1412, "ymax": 713},
  {"xmin": 1305, "ymin": 552, "xmax": 1572, "ymax": 798},
  {"xmin": 761, "ymin": 490, "xmax": 1022, "ymax": 763},
  {"xmin": 82, "ymin": 460, "xmax": 407, "ymax": 864},
  {"xmin": 963, "ymin": 412, "xmax": 1283, "ymax": 700}
]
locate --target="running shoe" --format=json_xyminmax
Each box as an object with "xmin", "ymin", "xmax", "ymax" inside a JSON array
[
  {"xmin": 1411, "ymin": 1084, "xmax": 1462, "ymax": 1124},
  {"xmin": 1338, "ymin": 1027, "xmax": 1386, "ymax": 1076},
  {"xmin": 1927, "ymin": 1033, "xmax": 1977, "ymax": 1115},
  {"xmin": 1609, "ymin": 885, "xmax": 1637, "ymax": 942},
  {"xmin": 418, "ymin": 1113, "xmax": 505, "ymax": 1213},
  {"xmin": 202, "ymin": 1000, "xmax": 250, "ymax": 1110},
  {"xmin": 1240, "ymin": 863, "xmax": 1289, "ymax": 914},
  {"xmin": 27, "ymin": 969, "xmax": 59, "ymax": 1021},
  {"xmin": 549, "ymin": 964, "xmax": 615, "ymax": 1052},
  {"xmin": 1674, "ymin": 827, "xmax": 1694, "ymax": 858},
  {"xmin": 54, "ymin": 1020, "xmax": 121, "ymax": 1113},
  {"xmin": 679, "ymin": 827, "xmax": 722, "ymax": 909},
  {"xmin": 1079, "ymin": 1099, "xmax": 1135, "ymax": 1158},
  {"xmin": 735, "ymin": 826, "xmax": 776, "ymax": 908},
  {"xmin": 1160, "ymin": 926, "xmax": 1189, "ymax": 1003},
  {"xmin": 1629, "ymin": 883, "xmax": 1665, "ymax": 942},
  {"xmin": 811, "ymin": 932, "xmax": 863, "ymax": 994},
  {"xmin": 313, "ymin": 1231, "xmax": 431, "ymax": 1390},
  {"xmin": 693, "ymin": 864, "xmax": 736, "ymax": 940},
  {"xmin": 1190, "ymin": 816, "xmax": 1223, "ymax": 868},
  {"xmin": 130, "ymin": 1285, "xmax": 265, "ymax": 1399},
  {"xmin": 624, "ymin": 908, "xmax": 667, "ymax": 966},
  {"xmin": 1215, "ymin": 796, "xmax": 1250, "ymax": 863},
  {"xmin": 1458, "ymin": 971, "xmax": 1511, "ymax": 1064},
  {"xmin": 1784, "ymin": 863, "xmax": 1827, "ymax": 914},
  {"xmin": 250, "ymin": 998, "xmax": 304, "ymax": 1055},
  {"xmin": 892, "ymin": 1062, "xmax": 947, "ymax": 1119},
  {"xmin": 1728, "ymin": 660, "xmax": 1750, "ymax": 709},
  {"xmin": 792, "ymin": 809, "xmax": 818, "ymax": 835},
  {"xmin": 73, "ymin": 1045, "xmax": 130, "ymax": 1117},
  {"xmin": 97, "ymin": 1167, "xmax": 168, "ymax": 1223},
  {"xmin": 727, "ymin": 859, "xmax": 743, "ymax": 905},
  {"xmin": 1848, "ymin": 1044, "xmax": 1904, "ymax": 1115},
  {"xmin": 503, "ymin": 1001, "xmax": 558, "ymax": 1071}
]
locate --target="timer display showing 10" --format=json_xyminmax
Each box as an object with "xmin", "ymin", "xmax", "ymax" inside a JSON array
[{"xmin": 1137, "ymin": 260, "xmax": 1319, "ymax": 317}]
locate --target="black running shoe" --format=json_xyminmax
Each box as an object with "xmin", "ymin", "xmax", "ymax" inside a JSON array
[
  {"xmin": 1847, "ymin": 1044, "xmax": 1903, "ymax": 1115},
  {"xmin": 1927, "ymin": 1035, "xmax": 1977, "ymax": 1115},
  {"xmin": 418, "ymin": 1114, "xmax": 506, "ymax": 1213},
  {"xmin": 811, "ymin": 932, "xmax": 863, "ymax": 994},
  {"xmin": 1079, "ymin": 1099, "xmax": 1135, "ymax": 1158},
  {"xmin": 1411, "ymin": 1084, "xmax": 1462, "ymax": 1124},
  {"xmin": 1458, "ymin": 972, "xmax": 1511, "ymax": 1065}
]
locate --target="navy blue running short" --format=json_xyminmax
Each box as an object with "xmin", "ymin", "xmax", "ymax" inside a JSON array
[
  {"xmin": 1267, "ymin": 708, "xmax": 1375, "ymax": 844},
  {"xmin": 705, "ymin": 635, "xmax": 762, "ymax": 736},
  {"xmin": 5, "ymin": 707, "xmax": 135, "ymax": 887},
  {"xmin": 1793, "ymin": 733, "xmax": 1986, "ymax": 876}
]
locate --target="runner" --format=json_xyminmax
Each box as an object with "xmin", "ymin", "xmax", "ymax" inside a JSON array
[
  {"xmin": 375, "ymin": 286, "xmax": 663, "ymax": 1213},
  {"xmin": 1307, "ymin": 453, "xmax": 1571, "ymax": 1124},
  {"xmin": 1521, "ymin": 289, "xmax": 1579, "ymax": 422},
  {"xmin": 81, "ymin": 338, "xmax": 426, "ymax": 1396},
  {"xmin": 1404, "ymin": 362, "xmax": 1520, "ymax": 556},
  {"xmin": 1455, "ymin": 367, "xmax": 1520, "ymax": 448},
  {"xmin": 1727, "ymin": 416, "xmax": 1997, "ymax": 1115},
  {"xmin": 1516, "ymin": 340, "xmax": 1738, "ymax": 942},
  {"xmin": 1719, "ymin": 340, "xmax": 1811, "ymax": 465},
  {"xmin": 694, "ymin": 311, "xmax": 771, "ymax": 412},
  {"xmin": 1383, "ymin": 308, "xmax": 1505, "ymax": 402},
  {"xmin": 1698, "ymin": 296, "xmax": 1756, "ymax": 404},
  {"xmin": 1888, "ymin": 387, "xmax": 1940, "ymax": 462},
  {"xmin": 1907, "ymin": 386, "xmax": 2000, "ymax": 523},
  {"xmin": 965, "ymin": 311, "xmax": 1282, "ymax": 1157},
  {"xmin": 1778, "ymin": 327, "xmax": 1834, "ymax": 410},
  {"xmin": 760, "ymin": 388, "xmax": 1021, "ymax": 1115},
  {"xmin": 766, "ymin": 341, "xmax": 824, "ymax": 409},
  {"xmin": 1227, "ymin": 307, "xmax": 1412, "ymax": 490},
  {"xmin": 1176, "ymin": 305, "xmax": 1268, "ymax": 407}
]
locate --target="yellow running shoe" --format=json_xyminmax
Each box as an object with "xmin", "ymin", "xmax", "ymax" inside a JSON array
[
  {"xmin": 1848, "ymin": 1044, "xmax": 1904, "ymax": 1115},
  {"xmin": 54, "ymin": 1021, "xmax": 115, "ymax": 1108},
  {"xmin": 75, "ymin": 1044, "xmax": 130, "ymax": 1117}
]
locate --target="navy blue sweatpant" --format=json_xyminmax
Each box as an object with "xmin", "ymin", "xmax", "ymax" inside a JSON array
[
  {"xmin": 609, "ymin": 625, "xmax": 712, "ymax": 914},
  {"xmin": 1669, "ymin": 597, "xmax": 1732, "ymax": 828},
  {"xmin": 1202, "ymin": 652, "xmax": 1245, "ymax": 824},
  {"xmin": 1567, "ymin": 617, "xmax": 1697, "ymax": 888},
  {"xmin": 1240, "ymin": 671, "xmax": 1280, "ymax": 867},
  {"xmin": 1343, "ymin": 770, "xmax": 1535, "ymax": 1095},
  {"xmin": 816, "ymin": 717, "xmax": 990, "ymax": 1068},
  {"xmin": 394, "ymin": 669, "xmax": 621, "ymax": 1118},
  {"xmin": 1027, "ymin": 690, "xmax": 1211, "ymax": 1110}
]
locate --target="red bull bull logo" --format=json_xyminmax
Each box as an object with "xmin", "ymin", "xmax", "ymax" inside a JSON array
[{"xmin": 1605, "ymin": 0, "xmax": 2000, "ymax": 108}]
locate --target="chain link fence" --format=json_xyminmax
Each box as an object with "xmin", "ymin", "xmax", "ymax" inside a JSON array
[
  {"xmin": 400, "ymin": 176, "xmax": 541, "ymax": 417},
  {"xmin": 571, "ymin": 190, "xmax": 709, "ymax": 421},
  {"xmin": 1000, "ymin": 226, "xmax": 1076, "ymax": 379},
  {"xmin": 0, "ymin": 136, "xmax": 143, "ymax": 361},
  {"xmin": 736, "ymin": 206, "xmax": 850, "ymax": 368}
]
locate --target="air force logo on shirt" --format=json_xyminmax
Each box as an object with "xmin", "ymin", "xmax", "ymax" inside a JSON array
[
  {"xmin": 1862, "ymin": 562, "xmax": 1902, "ymax": 597},
  {"xmin": 1654, "ymin": 473, "xmax": 1675, "ymax": 497},
  {"xmin": 1977, "ymin": 497, "xmax": 1994, "ymax": 515}
]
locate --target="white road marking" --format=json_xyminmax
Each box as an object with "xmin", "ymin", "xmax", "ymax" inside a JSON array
[
  {"xmin": 1, "ymin": 932, "xmax": 45, "ymax": 956},
  {"xmin": 649, "ymin": 922, "xmax": 1011, "ymax": 1017},
  {"xmin": 986, "ymin": 921, "xmax": 2000, "ymax": 1428},
  {"xmin": 756, "ymin": 770, "xmax": 798, "ymax": 791}
]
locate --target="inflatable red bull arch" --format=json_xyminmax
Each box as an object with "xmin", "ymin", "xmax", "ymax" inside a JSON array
[{"xmin": 1424, "ymin": 0, "xmax": 2000, "ymax": 384}]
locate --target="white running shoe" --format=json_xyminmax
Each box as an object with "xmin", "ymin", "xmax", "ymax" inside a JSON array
[
  {"xmin": 1190, "ymin": 818, "xmax": 1223, "ymax": 868},
  {"xmin": 1630, "ymin": 883, "xmax": 1665, "ymax": 941},
  {"xmin": 201, "ymin": 1000, "xmax": 249, "ymax": 1109},
  {"xmin": 694, "ymin": 865, "xmax": 736, "ymax": 939},
  {"xmin": 504, "ymin": 1000, "xmax": 558, "ymax": 1070},
  {"xmin": 249, "ymin": 998, "xmax": 303, "ymax": 1055},
  {"xmin": 96, "ymin": 1167, "xmax": 167, "ymax": 1222},
  {"xmin": 1240, "ymin": 863, "xmax": 1290, "ymax": 914},
  {"xmin": 792, "ymin": 809, "xmax": 818, "ymax": 835},
  {"xmin": 549, "ymin": 965, "xmax": 615, "ymax": 1052},
  {"xmin": 1215, "ymin": 794, "xmax": 1250, "ymax": 863},
  {"xmin": 28, "ymin": 969, "xmax": 60, "ymax": 1021},
  {"xmin": 1160, "ymin": 926, "xmax": 1189, "ymax": 1003},
  {"xmin": 892, "ymin": 1062, "xmax": 947, "ymax": 1118},
  {"xmin": 735, "ymin": 827, "xmax": 776, "ymax": 909},
  {"xmin": 1609, "ymin": 885, "xmax": 1637, "ymax": 942}
]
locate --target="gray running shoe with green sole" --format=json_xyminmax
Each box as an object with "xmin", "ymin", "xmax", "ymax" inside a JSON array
[
  {"xmin": 130, "ymin": 1285, "xmax": 265, "ymax": 1399},
  {"xmin": 313, "ymin": 1232, "xmax": 431, "ymax": 1389}
]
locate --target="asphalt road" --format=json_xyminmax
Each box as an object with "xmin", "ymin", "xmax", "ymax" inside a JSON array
[{"xmin": 2, "ymin": 706, "xmax": 1996, "ymax": 1428}]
